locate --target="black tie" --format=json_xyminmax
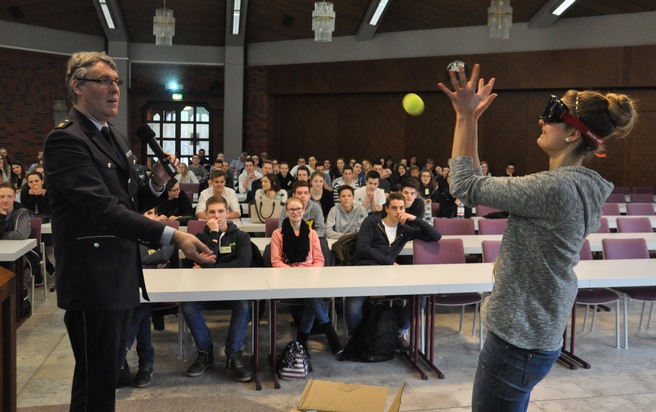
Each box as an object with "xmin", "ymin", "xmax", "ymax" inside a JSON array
[
  {"xmin": 101, "ymin": 126, "xmax": 111, "ymax": 142},
  {"xmin": 101, "ymin": 126, "xmax": 127, "ymax": 168}
]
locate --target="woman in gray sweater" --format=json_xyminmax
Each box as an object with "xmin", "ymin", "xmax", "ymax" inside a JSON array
[{"xmin": 438, "ymin": 64, "xmax": 638, "ymax": 411}]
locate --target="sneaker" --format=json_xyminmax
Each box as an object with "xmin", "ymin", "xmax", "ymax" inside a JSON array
[
  {"xmin": 34, "ymin": 274, "xmax": 44, "ymax": 287},
  {"xmin": 397, "ymin": 335, "xmax": 410, "ymax": 351},
  {"xmin": 226, "ymin": 351, "xmax": 252, "ymax": 382},
  {"xmin": 133, "ymin": 365, "xmax": 153, "ymax": 388},
  {"xmin": 186, "ymin": 347, "xmax": 214, "ymax": 377}
]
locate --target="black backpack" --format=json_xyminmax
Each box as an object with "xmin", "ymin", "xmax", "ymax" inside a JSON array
[
  {"xmin": 331, "ymin": 232, "xmax": 358, "ymax": 266},
  {"xmin": 340, "ymin": 302, "xmax": 398, "ymax": 362}
]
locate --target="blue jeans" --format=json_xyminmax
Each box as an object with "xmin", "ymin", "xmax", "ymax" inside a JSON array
[
  {"xmin": 180, "ymin": 300, "xmax": 251, "ymax": 357},
  {"xmin": 126, "ymin": 304, "xmax": 154, "ymax": 367},
  {"xmin": 298, "ymin": 298, "xmax": 331, "ymax": 334},
  {"xmin": 472, "ymin": 331, "xmax": 561, "ymax": 412},
  {"xmin": 344, "ymin": 296, "xmax": 425, "ymax": 337}
]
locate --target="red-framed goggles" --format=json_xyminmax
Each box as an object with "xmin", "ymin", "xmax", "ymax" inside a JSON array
[{"xmin": 539, "ymin": 95, "xmax": 604, "ymax": 146}]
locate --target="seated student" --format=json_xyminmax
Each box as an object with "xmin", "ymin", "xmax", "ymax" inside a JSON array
[
  {"xmin": 254, "ymin": 173, "xmax": 288, "ymax": 203},
  {"xmin": 181, "ymin": 195, "xmax": 253, "ymax": 382},
  {"xmin": 157, "ymin": 179, "xmax": 195, "ymax": 226},
  {"xmin": 325, "ymin": 186, "xmax": 368, "ymax": 239},
  {"xmin": 0, "ymin": 182, "xmax": 32, "ymax": 277},
  {"xmin": 345, "ymin": 193, "xmax": 441, "ymax": 346},
  {"xmin": 247, "ymin": 160, "xmax": 274, "ymax": 202},
  {"xmin": 353, "ymin": 162, "xmax": 366, "ymax": 187},
  {"xmin": 238, "ymin": 158, "xmax": 262, "ymax": 194},
  {"xmin": 196, "ymin": 169, "xmax": 241, "ymax": 220},
  {"xmin": 122, "ymin": 208, "xmax": 176, "ymax": 388},
  {"xmin": 372, "ymin": 162, "xmax": 391, "ymax": 195},
  {"xmin": 399, "ymin": 178, "xmax": 426, "ymax": 218},
  {"xmin": 20, "ymin": 171, "xmax": 50, "ymax": 217},
  {"xmin": 353, "ymin": 171, "xmax": 386, "ymax": 214},
  {"xmin": 277, "ymin": 162, "xmax": 295, "ymax": 196},
  {"xmin": 331, "ymin": 165, "xmax": 358, "ymax": 204},
  {"xmin": 296, "ymin": 165, "xmax": 311, "ymax": 182},
  {"xmin": 314, "ymin": 163, "xmax": 332, "ymax": 191},
  {"xmin": 418, "ymin": 169, "xmax": 439, "ymax": 201},
  {"xmin": 270, "ymin": 196, "xmax": 342, "ymax": 355},
  {"xmin": 188, "ymin": 154, "xmax": 209, "ymax": 183},
  {"xmin": 175, "ymin": 163, "xmax": 199, "ymax": 184},
  {"xmin": 10, "ymin": 161, "xmax": 28, "ymax": 196},
  {"xmin": 278, "ymin": 180, "xmax": 325, "ymax": 237},
  {"xmin": 309, "ymin": 171, "xmax": 335, "ymax": 219}
]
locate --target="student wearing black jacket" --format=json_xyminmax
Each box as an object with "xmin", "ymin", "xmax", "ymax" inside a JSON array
[{"xmin": 346, "ymin": 193, "xmax": 441, "ymax": 343}]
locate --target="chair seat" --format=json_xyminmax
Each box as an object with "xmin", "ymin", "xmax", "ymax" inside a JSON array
[
  {"xmin": 576, "ymin": 289, "xmax": 620, "ymax": 305},
  {"xmin": 614, "ymin": 286, "xmax": 656, "ymax": 301},
  {"xmin": 434, "ymin": 293, "xmax": 482, "ymax": 306}
]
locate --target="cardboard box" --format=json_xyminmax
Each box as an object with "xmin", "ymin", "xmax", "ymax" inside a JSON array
[{"xmin": 292, "ymin": 379, "xmax": 406, "ymax": 412}]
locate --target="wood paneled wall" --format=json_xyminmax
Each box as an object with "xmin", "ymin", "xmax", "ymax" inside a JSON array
[{"xmin": 253, "ymin": 45, "xmax": 656, "ymax": 187}]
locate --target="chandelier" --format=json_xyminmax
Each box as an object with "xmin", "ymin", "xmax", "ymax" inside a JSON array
[
  {"xmin": 488, "ymin": 0, "xmax": 512, "ymax": 40},
  {"xmin": 312, "ymin": 2, "xmax": 335, "ymax": 42},
  {"xmin": 153, "ymin": 0, "xmax": 175, "ymax": 46}
]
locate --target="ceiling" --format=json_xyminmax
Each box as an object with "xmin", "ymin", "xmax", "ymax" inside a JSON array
[{"xmin": 1, "ymin": 0, "xmax": 655, "ymax": 47}]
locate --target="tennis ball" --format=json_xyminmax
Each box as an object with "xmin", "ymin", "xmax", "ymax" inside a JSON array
[{"xmin": 402, "ymin": 93, "xmax": 425, "ymax": 116}]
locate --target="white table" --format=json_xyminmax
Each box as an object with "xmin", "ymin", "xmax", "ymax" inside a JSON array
[{"xmin": 0, "ymin": 239, "xmax": 37, "ymax": 325}]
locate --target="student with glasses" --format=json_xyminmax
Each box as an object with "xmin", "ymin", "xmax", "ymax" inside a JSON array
[
  {"xmin": 270, "ymin": 196, "xmax": 342, "ymax": 356},
  {"xmin": 438, "ymin": 64, "xmax": 638, "ymax": 412}
]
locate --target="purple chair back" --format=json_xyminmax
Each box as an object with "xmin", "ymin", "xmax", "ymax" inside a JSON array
[
  {"xmin": 602, "ymin": 238, "xmax": 649, "ymax": 260},
  {"xmin": 616, "ymin": 217, "xmax": 653, "ymax": 233},
  {"xmin": 180, "ymin": 182, "xmax": 200, "ymax": 195},
  {"xmin": 611, "ymin": 186, "xmax": 631, "ymax": 195},
  {"xmin": 477, "ymin": 218, "xmax": 508, "ymax": 235},
  {"xmin": 265, "ymin": 218, "xmax": 279, "ymax": 237},
  {"xmin": 602, "ymin": 203, "xmax": 621, "ymax": 216},
  {"xmin": 29, "ymin": 217, "xmax": 42, "ymax": 253},
  {"xmin": 626, "ymin": 203, "xmax": 655, "ymax": 216},
  {"xmin": 160, "ymin": 220, "xmax": 180, "ymax": 230},
  {"xmin": 413, "ymin": 239, "xmax": 465, "ymax": 264},
  {"xmin": 481, "ymin": 240, "xmax": 502, "ymax": 263},
  {"xmin": 431, "ymin": 201, "xmax": 440, "ymax": 217},
  {"xmin": 475, "ymin": 205, "xmax": 503, "ymax": 217},
  {"xmin": 596, "ymin": 217, "xmax": 610, "ymax": 233},
  {"xmin": 632, "ymin": 186, "xmax": 653, "ymax": 194},
  {"xmin": 629, "ymin": 193, "xmax": 653, "ymax": 203},
  {"xmin": 579, "ymin": 239, "xmax": 593, "ymax": 261},
  {"xmin": 186, "ymin": 219, "xmax": 207, "ymax": 236},
  {"xmin": 605, "ymin": 193, "xmax": 626, "ymax": 203},
  {"xmin": 432, "ymin": 218, "xmax": 475, "ymax": 235}
]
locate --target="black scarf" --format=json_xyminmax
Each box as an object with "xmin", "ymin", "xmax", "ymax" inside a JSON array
[{"xmin": 281, "ymin": 217, "xmax": 310, "ymax": 264}]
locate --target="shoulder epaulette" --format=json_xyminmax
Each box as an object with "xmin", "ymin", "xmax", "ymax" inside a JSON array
[{"xmin": 55, "ymin": 118, "xmax": 74, "ymax": 129}]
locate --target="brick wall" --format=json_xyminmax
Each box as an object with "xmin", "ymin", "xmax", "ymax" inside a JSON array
[
  {"xmin": 0, "ymin": 48, "xmax": 68, "ymax": 166},
  {"xmin": 244, "ymin": 67, "xmax": 273, "ymax": 157}
]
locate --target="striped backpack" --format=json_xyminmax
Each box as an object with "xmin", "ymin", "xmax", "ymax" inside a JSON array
[{"xmin": 277, "ymin": 341, "xmax": 311, "ymax": 379}]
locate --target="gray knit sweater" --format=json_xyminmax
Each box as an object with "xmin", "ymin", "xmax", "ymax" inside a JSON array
[{"xmin": 449, "ymin": 156, "xmax": 612, "ymax": 350}]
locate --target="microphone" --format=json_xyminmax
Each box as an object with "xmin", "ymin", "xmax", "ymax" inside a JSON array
[{"xmin": 136, "ymin": 124, "xmax": 177, "ymax": 179}]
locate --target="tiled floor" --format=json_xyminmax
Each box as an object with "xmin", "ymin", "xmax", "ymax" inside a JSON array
[{"xmin": 16, "ymin": 288, "xmax": 656, "ymax": 411}]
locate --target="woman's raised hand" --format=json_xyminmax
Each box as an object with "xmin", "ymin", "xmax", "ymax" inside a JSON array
[{"xmin": 437, "ymin": 63, "xmax": 497, "ymax": 120}]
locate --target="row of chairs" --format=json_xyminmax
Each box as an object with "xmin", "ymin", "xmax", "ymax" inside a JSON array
[
  {"xmin": 612, "ymin": 186, "xmax": 653, "ymax": 195},
  {"xmin": 577, "ymin": 237, "xmax": 655, "ymax": 349},
  {"xmin": 606, "ymin": 193, "xmax": 655, "ymax": 203},
  {"xmin": 602, "ymin": 202, "xmax": 655, "ymax": 216}
]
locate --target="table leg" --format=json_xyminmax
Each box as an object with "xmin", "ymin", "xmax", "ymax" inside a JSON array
[
  {"xmin": 400, "ymin": 295, "xmax": 428, "ymax": 380},
  {"xmin": 251, "ymin": 300, "xmax": 262, "ymax": 390},
  {"xmin": 418, "ymin": 295, "xmax": 444, "ymax": 379},
  {"xmin": 268, "ymin": 300, "xmax": 280, "ymax": 389},
  {"xmin": 558, "ymin": 303, "xmax": 591, "ymax": 369}
]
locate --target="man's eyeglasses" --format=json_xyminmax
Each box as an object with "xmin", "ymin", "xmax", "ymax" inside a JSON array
[
  {"xmin": 539, "ymin": 95, "xmax": 604, "ymax": 145},
  {"xmin": 76, "ymin": 77, "xmax": 124, "ymax": 87},
  {"xmin": 286, "ymin": 208, "xmax": 303, "ymax": 214}
]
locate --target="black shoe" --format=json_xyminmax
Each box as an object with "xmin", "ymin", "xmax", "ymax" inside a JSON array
[
  {"xmin": 397, "ymin": 335, "xmax": 410, "ymax": 351},
  {"xmin": 133, "ymin": 365, "xmax": 153, "ymax": 388},
  {"xmin": 226, "ymin": 351, "xmax": 252, "ymax": 382},
  {"xmin": 186, "ymin": 346, "xmax": 214, "ymax": 377},
  {"xmin": 34, "ymin": 274, "xmax": 44, "ymax": 287},
  {"xmin": 116, "ymin": 360, "xmax": 132, "ymax": 388}
]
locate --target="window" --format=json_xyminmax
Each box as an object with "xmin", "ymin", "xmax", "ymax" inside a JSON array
[{"xmin": 143, "ymin": 103, "xmax": 212, "ymax": 162}]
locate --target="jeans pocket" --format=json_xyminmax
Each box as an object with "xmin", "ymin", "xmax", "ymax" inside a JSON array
[{"xmin": 522, "ymin": 348, "xmax": 560, "ymax": 387}]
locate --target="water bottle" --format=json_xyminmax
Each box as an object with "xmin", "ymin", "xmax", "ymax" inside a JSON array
[
  {"xmin": 457, "ymin": 201, "xmax": 465, "ymax": 219},
  {"xmin": 423, "ymin": 199, "xmax": 432, "ymax": 222}
]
